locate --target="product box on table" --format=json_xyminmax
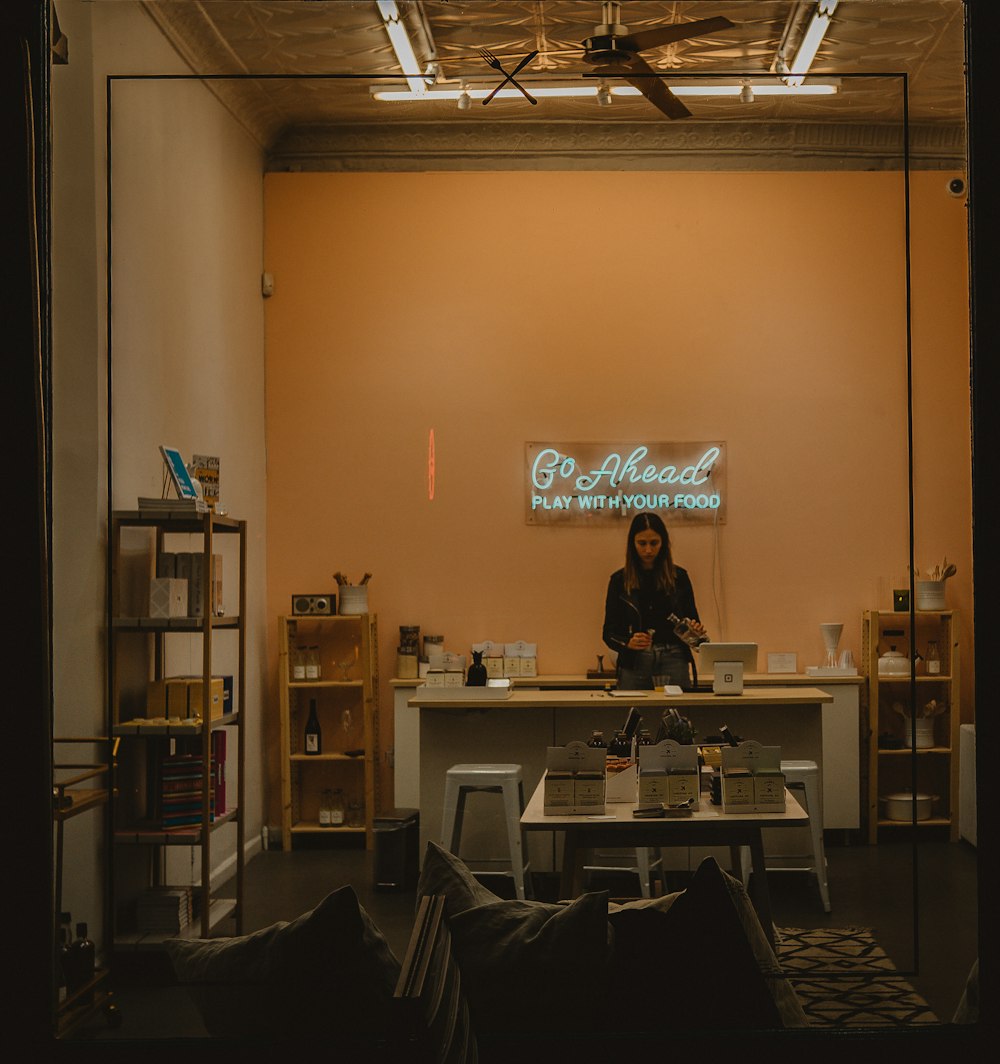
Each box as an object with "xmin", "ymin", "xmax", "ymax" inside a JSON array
[
  {"xmin": 544, "ymin": 741, "xmax": 606, "ymax": 814},
  {"xmin": 638, "ymin": 740, "xmax": 700, "ymax": 809},
  {"xmin": 720, "ymin": 741, "xmax": 784, "ymax": 813}
]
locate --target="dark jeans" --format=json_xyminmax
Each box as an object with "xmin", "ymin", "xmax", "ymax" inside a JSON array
[{"xmin": 618, "ymin": 645, "xmax": 691, "ymax": 691}]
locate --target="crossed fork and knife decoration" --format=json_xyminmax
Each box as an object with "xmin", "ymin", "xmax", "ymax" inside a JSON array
[{"xmin": 479, "ymin": 48, "xmax": 539, "ymax": 105}]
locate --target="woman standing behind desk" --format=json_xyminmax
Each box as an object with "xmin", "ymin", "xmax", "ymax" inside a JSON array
[{"xmin": 602, "ymin": 512, "xmax": 707, "ymax": 690}]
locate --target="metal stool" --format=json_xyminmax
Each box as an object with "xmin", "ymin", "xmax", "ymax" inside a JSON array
[
  {"xmin": 739, "ymin": 759, "xmax": 831, "ymax": 912},
  {"xmin": 583, "ymin": 849, "xmax": 662, "ymax": 898},
  {"xmin": 441, "ymin": 763, "xmax": 531, "ymax": 900}
]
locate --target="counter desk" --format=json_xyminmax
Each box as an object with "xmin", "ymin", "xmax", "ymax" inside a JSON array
[{"xmin": 400, "ymin": 683, "xmax": 842, "ymax": 875}]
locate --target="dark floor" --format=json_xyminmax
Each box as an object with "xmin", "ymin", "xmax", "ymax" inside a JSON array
[{"xmin": 70, "ymin": 834, "xmax": 980, "ymax": 1044}]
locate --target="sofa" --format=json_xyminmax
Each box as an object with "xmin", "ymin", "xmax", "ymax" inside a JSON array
[{"xmin": 165, "ymin": 844, "xmax": 808, "ymax": 1057}]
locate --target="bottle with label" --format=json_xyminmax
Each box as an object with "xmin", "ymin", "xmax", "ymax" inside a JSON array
[
  {"xmin": 319, "ymin": 788, "xmax": 333, "ymax": 827},
  {"xmin": 926, "ymin": 640, "xmax": 941, "ymax": 675},
  {"xmin": 330, "ymin": 788, "xmax": 346, "ymax": 827},
  {"xmin": 667, "ymin": 612, "xmax": 708, "ymax": 647},
  {"xmin": 608, "ymin": 730, "xmax": 631, "ymax": 757},
  {"xmin": 292, "ymin": 645, "xmax": 307, "ymax": 681},
  {"xmin": 67, "ymin": 922, "xmax": 95, "ymax": 1004},
  {"xmin": 304, "ymin": 699, "xmax": 321, "ymax": 755},
  {"xmin": 306, "ymin": 645, "xmax": 321, "ymax": 681},
  {"xmin": 587, "ymin": 730, "xmax": 607, "ymax": 748}
]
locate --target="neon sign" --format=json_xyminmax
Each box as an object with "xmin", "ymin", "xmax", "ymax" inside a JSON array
[{"xmin": 525, "ymin": 442, "xmax": 727, "ymax": 525}]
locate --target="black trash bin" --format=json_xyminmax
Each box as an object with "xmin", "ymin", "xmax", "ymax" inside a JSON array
[{"xmin": 373, "ymin": 808, "xmax": 419, "ymax": 891}]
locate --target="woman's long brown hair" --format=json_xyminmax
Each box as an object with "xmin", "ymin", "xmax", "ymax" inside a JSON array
[{"xmin": 622, "ymin": 512, "xmax": 676, "ymax": 595}]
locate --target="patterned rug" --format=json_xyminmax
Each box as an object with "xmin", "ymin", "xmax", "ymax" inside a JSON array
[{"xmin": 776, "ymin": 927, "xmax": 939, "ymax": 1027}]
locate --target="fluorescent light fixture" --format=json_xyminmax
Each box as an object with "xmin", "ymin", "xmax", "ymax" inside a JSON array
[
  {"xmin": 376, "ymin": 0, "xmax": 428, "ymax": 95},
  {"xmin": 786, "ymin": 0, "xmax": 839, "ymax": 87},
  {"xmin": 371, "ymin": 80, "xmax": 839, "ymax": 103}
]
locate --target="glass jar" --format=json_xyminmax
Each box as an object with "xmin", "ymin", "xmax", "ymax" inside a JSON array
[
  {"xmin": 292, "ymin": 645, "xmax": 306, "ymax": 681},
  {"xmin": 347, "ymin": 798, "xmax": 364, "ymax": 829},
  {"xmin": 926, "ymin": 640, "xmax": 941, "ymax": 675}
]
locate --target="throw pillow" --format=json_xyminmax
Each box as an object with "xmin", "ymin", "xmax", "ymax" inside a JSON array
[
  {"xmin": 604, "ymin": 856, "xmax": 807, "ymax": 1029},
  {"xmin": 164, "ymin": 884, "xmax": 400, "ymax": 1042},
  {"xmin": 418, "ymin": 842, "xmax": 612, "ymax": 1036}
]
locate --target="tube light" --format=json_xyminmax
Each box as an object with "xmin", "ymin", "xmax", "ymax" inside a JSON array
[
  {"xmin": 371, "ymin": 81, "xmax": 839, "ymax": 103},
  {"xmin": 786, "ymin": 0, "xmax": 839, "ymax": 87},
  {"xmin": 376, "ymin": 0, "xmax": 428, "ymax": 95}
]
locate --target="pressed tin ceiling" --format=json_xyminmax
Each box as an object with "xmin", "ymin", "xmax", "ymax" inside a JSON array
[{"xmin": 136, "ymin": 0, "xmax": 968, "ymax": 171}]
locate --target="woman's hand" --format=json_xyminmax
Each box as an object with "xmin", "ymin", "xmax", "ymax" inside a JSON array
[
  {"xmin": 686, "ymin": 619, "xmax": 708, "ymax": 641},
  {"xmin": 628, "ymin": 631, "xmax": 652, "ymax": 651}
]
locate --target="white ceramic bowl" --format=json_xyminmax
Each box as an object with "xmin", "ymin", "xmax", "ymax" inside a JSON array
[{"xmin": 881, "ymin": 791, "xmax": 935, "ymax": 821}]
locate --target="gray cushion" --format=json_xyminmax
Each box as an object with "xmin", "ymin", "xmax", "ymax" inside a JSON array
[
  {"xmin": 418, "ymin": 841, "xmax": 612, "ymax": 1035},
  {"xmin": 605, "ymin": 856, "xmax": 807, "ymax": 1029},
  {"xmin": 164, "ymin": 884, "xmax": 400, "ymax": 1041}
]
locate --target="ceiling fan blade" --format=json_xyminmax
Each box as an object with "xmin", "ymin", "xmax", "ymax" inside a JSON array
[
  {"xmin": 621, "ymin": 16, "xmax": 734, "ymax": 55},
  {"xmin": 602, "ymin": 57, "xmax": 692, "ymax": 120}
]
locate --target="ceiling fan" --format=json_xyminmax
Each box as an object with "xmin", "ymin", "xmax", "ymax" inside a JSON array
[
  {"xmin": 435, "ymin": 2, "xmax": 734, "ymax": 119},
  {"xmin": 578, "ymin": 2, "xmax": 734, "ymax": 119}
]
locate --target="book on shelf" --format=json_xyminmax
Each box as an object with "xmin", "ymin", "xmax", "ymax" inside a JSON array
[
  {"xmin": 158, "ymin": 754, "xmax": 216, "ymax": 829},
  {"xmin": 136, "ymin": 886, "xmax": 193, "ymax": 933}
]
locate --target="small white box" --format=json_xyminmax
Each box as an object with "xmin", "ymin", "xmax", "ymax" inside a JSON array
[
  {"xmin": 503, "ymin": 656, "xmax": 522, "ymax": 677},
  {"xmin": 444, "ymin": 670, "xmax": 465, "ymax": 687},
  {"xmin": 713, "ymin": 660, "xmax": 744, "ymax": 695},
  {"xmin": 424, "ymin": 669, "xmax": 445, "ymax": 687},
  {"xmin": 149, "ymin": 577, "xmax": 188, "ymax": 618},
  {"xmin": 519, "ymin": 656, "xmax": 537, "ymax": 677}
]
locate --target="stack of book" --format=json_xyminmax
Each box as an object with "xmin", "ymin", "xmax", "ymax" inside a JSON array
[
  {"xmin": 136, "ymin": 886, "xmax": 193, "ymax": 934},
  {"xmin": 160, "ymin": 753, "xmax": 216, "ymax": 830},
  {"xmin": 138, "ymin": 496, "xmax": 209, "ymax": 514}
]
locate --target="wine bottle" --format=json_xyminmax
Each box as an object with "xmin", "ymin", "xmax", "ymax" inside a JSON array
[{"xmin": 304, "ymin": 699, "xmax": 321, "ymax": 755}]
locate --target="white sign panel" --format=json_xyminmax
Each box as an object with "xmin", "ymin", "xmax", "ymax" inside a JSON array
[{"xmin": 525, "ymin": 441, "xmax": 727, "ymax": 525}]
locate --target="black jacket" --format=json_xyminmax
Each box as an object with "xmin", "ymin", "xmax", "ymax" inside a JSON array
[{"xmin": 602, "ymin": 566, "xmax": 701, "ymax": 671}]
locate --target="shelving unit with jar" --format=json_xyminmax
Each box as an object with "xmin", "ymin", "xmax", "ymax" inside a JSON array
[
  {"xmin": 862, "ymin": 609, "xmax": 960, "ymax": 843},
  {"xmin": 278, "ymin": 614, "xmax": 379, "ymax": 848}
]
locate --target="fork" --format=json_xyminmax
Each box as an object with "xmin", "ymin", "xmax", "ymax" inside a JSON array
[{"xmin": 479, "ymin": 48, "xmax": 538, "ymax": 105}]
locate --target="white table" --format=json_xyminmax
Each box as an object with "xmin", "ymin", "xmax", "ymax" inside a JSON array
[{"xmin": 521, "ymin": 778, "xmax": 809, "ymax": 948}]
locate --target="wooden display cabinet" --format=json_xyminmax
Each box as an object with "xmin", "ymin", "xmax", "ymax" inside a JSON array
[
  {"xmin": 278, "ymin": 614, "xmax": 379, "ymax": 849},
  {"xmin": 862, "ymin": 609, "xmax": 960, "ymax": 842}
]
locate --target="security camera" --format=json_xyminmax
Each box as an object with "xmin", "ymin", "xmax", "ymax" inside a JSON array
[{"xmin": 947, "ymin": 176, "xmax": 966, "ymax": 197}]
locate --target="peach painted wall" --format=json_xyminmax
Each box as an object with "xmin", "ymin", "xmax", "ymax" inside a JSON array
[{"xmin": 262, "ymin": 170, "xmax": 971, "ymax": 821}]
